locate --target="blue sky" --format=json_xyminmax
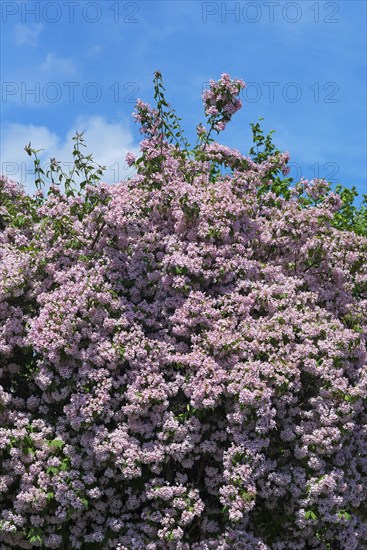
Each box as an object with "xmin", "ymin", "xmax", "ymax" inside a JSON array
[{"xmin": 1, "ymin": 0, "xmax": 366, "ymax": 200}]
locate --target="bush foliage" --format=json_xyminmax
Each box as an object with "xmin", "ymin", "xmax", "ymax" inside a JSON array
[{"xmin": 0, "ymin": 72, "xmax": 366, "ymax": 549}]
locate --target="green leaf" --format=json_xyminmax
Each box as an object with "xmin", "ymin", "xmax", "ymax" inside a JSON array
[
  {"xmin": 239, "ymin": 489, "xmax": 255, "ymax": 502},
  {"xmin": 338, "ymin": 510, "xmax": 351, "ymax": 520},
  {"xmin": 46, "ymin": 466, "xmax": 59, "ymax": 475},
  {"xmin": 29, "ymin": 535, "xmax": 43, "ymax": 544},
  {"xmin": 305, "ymin": 510, "xmax": 318, "ymax": 520},
  {"xmin": 48, "ymin": 438, "xmax": 64, "ymax": 449},
  {"xmin": 60, "ymin": 458, "xmax": 69, "ymax": 471}
]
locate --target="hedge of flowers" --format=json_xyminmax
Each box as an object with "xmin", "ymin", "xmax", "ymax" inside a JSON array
[{"xmin": 0, "ymin": 72, "xmax": 366, "ymax": 549}]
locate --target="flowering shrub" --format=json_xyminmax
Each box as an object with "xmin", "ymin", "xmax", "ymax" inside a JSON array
[{"xmin": 0, "ymin": 72, "xmax": 366, "ymax": 549}]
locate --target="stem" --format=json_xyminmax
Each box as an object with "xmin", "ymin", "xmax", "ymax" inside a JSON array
[{"xmin": 91, "ymin": 220, "xmax": 106, "ymax": 250}]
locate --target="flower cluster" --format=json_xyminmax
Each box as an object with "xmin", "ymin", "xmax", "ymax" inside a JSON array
[
  {"xmin": 0, "ymin": 74, "xmax": 366, "ymax": 549},
  {"xmin": 202, "ymin": 73, "xmax": 245, "ymax": 132}
]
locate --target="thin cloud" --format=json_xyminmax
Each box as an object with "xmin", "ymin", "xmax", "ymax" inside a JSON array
[
  {"xmin": 87, "ymin": 45, "xmax": 104, "ymax": 57},
  {"xmin": 14, "ymin": 23, "xmax": 43, "ymax": 47},
  {"xmin": 40, "ymin": 52, "xmax": 78, "ymax": 76},
  {"xmin": 1, "ymin": 116, "xmax": 140, "ymax": 193}
]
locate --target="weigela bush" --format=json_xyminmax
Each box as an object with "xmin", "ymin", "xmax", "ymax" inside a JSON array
[{"xmin": 0, "ymin": 72, "xmax": 366, "ymax": 549}]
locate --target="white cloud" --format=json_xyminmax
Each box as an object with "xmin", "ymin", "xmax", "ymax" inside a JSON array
[
  {"xmin": 0, "ymin": 116, "xmax": 139, "ymax": 193},
  {"xmin": 40, "ymin": 52, "xmax": 77, "ymax": 76},
  {"xmin": 87, "ymin": 44, "xmax": 104, "ymax": 57},
  {"xmin": 14, "ymin": 23, "xmax": 43, "ymax": 47}
]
